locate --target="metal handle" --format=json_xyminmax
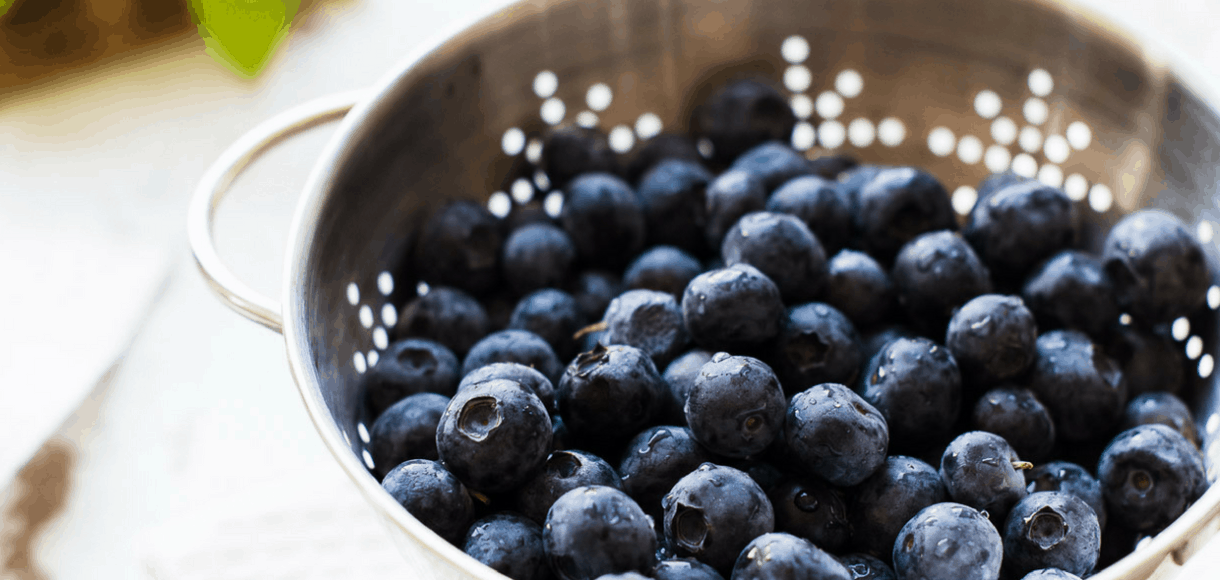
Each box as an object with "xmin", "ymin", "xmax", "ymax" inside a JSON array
[{"xmin": 187, "ymin": 90, "xmax": 366, "ymax": 334}]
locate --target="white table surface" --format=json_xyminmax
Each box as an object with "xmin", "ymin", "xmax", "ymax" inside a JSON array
[{"xmin": 4, "ymin": 0, "xmax": 1220, "ymax": 578}]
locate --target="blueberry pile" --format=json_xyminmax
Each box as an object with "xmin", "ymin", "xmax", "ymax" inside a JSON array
[{"xmin": 370, "ymin": 78, "xmax": 1214, "ymax": 580}]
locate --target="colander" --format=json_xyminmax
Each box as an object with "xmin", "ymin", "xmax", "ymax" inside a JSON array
[{"xmin": 188, "ymin": 0, "xmax": 1220, "ymax": 578}]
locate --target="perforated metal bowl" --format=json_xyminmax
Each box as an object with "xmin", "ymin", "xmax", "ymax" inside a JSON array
[{"xmin": 189, "ymin": 0, "xmax": 1220, "ymax": 578}]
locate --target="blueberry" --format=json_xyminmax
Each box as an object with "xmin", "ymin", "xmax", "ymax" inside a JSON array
[
  {"xmin": 417, "ymin": 200, "xmax": 503, "ymax": 296},
  {"xmin": 1026, "ymin": 330, "xmax": 1127, "ymax": 443},
  {"xmin": 821, "ymin": 250, "xmax": 894, "ymax": 327},
  {"xmin": 436, "ymin": 379, "xmax": 552, "ymax": 494},
  {"xmin": 891, "ymin": 503, "xmax": 1002, "ymax": 580},
  {"xmin": 595, "ymin": 574, "xmax": 653, "ymax": 580},
  {"xmin": 731, "ymin": 532, "xmax": 851, "ymax": 580},
  {"xmin": 624, "ymin": 247, "xmax": 705, "ymax": 300},
  {"xmin": 963, "ymin": 180, "xmax": 1078, "ymax": 282},
  {"xmin": 508, "ymin": 289, "xmax": 583, "ymax": 361},
  {"xmin": 653, "ymin": 558, "xmax": 725, "ymax": 580},
  {"xmin": 394, "ymin": 286, "xmax": 490, "ymax": 357},
  {"xmin": 694, "ymin": 79, "xmax": 796, "ymax": 165},
  {"xmin": 662, "ymin": 350, "xmax": 714, "ymax": 423},
  {"xmin": 1096, "ymin": 424, "xmax": 1207, "ymax": 532},
  {"xmin": 767, "ymin": 176, "xmax": 854, "ymax": 256},
  {"xmin": 855, "ymin": 167, "xmax": 956, "ymax": 263},
  {"xmin": 381, "ymin": 459, "xmax": 475, "ymax": 545},
  {"xmin": 730, "ymin": 141, "xmax": 813, "ymax": 192},
  {"xmin": 771, "ymin": 303, "xmax": 862, "ymax": 396},
  {"xmin": 860, "ymin": 325, "xmax": 913, "ymax": 365},
  {"xmin": 365, "ymin": 338, "xmax": 460, "ymax": 418},
  {"xmin": 785, "ymin": 383, "xmax": 889, "ymax": 487},
  {"xmin": 808, "ymin": 153, "xmax": 859, "ymax": 180},
  {"xmin": 504, "ymin": 201, "xmax": 558, "ymax": 233},
  {"xmin": 663, "ymin": 464, "xmax": 775, "ymax": 572},
  {"xmin": 463, "ymin": 329, "xmax": 565, "ymax": 386},
  {"xmin": 891, "ymin": 231, "xmax": 992, "ymax": 334},
  {"xmin": 685, "ymin": 353, "xmax": 786, "ymax": 458},
  {"xmin": 849, "ymin": 456, "xmax": 948, "ymax": 562},
  {"xmin": 945, "ymin": 294, "xmax": 1038, "ymax": 387},
  {"xmin": 627, "ymin": 133, "xmax": 704, "ymax": 184},
  {"xmin": 704, "ymin": 170, "xmax": 768, "ymax": 250},
  {"xmin": 1022, "ymin": 251, "xmax": 1118, "ymax": 340},
  {"xmin": 1122, "ymin": 392, "xmax": 1199, "ymax": 446},
  {"xmin": 464, "ymin": 513, "xmax": 550, "ymax": 580},
  {"xmin": 1002, "ymin": 492, "xmax": 1101, "ymax": 578},
  {"xmin": 369, "ymin": 392, "xmax": 449, "ymax": 479},
  {"xmin": 681, "ymin": 264, "xmax": 784, "ymax": 352},
  {"xmin": 721, "ymin": 212, "xmax": 828, "ymax": 303},
  {"xmin": 768, "ymin": 477, "xmax": 851, "ymax": 553},
  {"xmin": 543, "ymin": 126, "xmax": 620, "ymax": 190},
  {"xmin": 515, "ymin": 450, "xmax": 622, "ymax": 524},
  {"xmin": 1102, "ymin": 210, "xmax": 1211, "ymax": 324},
  {"xmin": 619, "ymin": 426, "xmax": 715, "ymax": 519},
  {"xmin": 939, "ymin": 431, "xmax": 1027, "ymax": 524},
  {"xmin": 561, "ymin": 173, "xmax": 647, "ymax": 268},
  {"xmin": 602, "ymin": 290, "xmax": 689, "ymax": 367},
  {"xmin": 502, "ymin": 224, "xmax": 578, "ymax": 295},
  {"xmin": 458, "ymin": 362, "xmax": 555, "ymax": 413},
  {"xmin": 972, "ymin": 387, "xmax": 1055, "ymax": 462},
  {"xmin": 558, "ymin": 344, "xmax": 666, "ymax": 447},
  {"xmin": 573, "ymin": 270, "xmax": 625, "ymax": 322},
  {"xmin": 1106, "ymin": 326, "xmax": 1186, "ymax": 396},
  {"xmin": 1019, "ymin": 570, "xmax": 1082, "ymax": 580},
  {"xmin": 545, "ymin": 486, "xmax": 656, "ymax": 580},
  {"xmin": 976, "ymin": 171, "xmax": 1035, "ymax": 202},
  {"xmin": 858, "ymin": 337, "xmax": 961, "ymax": 450},
  {"xmin": 637, "ymin": 159, "xmax": 715, "ymax": 256},
  {"xmin": 838, "ymin": 554, "xmax": 896, "ymax": 580},
  {"xmin": 1026, "ymin": 461, "xmax": 1108, "ymax": 530}
]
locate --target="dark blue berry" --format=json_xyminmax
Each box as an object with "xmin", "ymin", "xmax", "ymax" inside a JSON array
[
  {"xmin": 694, "ymin": 79, "xmax": 795, "ymax": 165},
  {"xmin": 945, "ymin": 294, "xmax": 1038, "ymax": 387},
  {"xmin": 704, "ymin": 170, "xmax": 768, "ymax": 250},
  {"xmin": 976, "ymin": 171, "xmax": 1034, "ymax": 203},
  {"xmin": 509, "ymin": 289, "xmax": 583, "ymax": 361},
  {"xmin": 849, "ymin": 456, "xmax": 948, "ymax": 561},
  {"xmin": 1122, "ymin": 392, "xmax": 1199, "ymax": 446},
  {"xmin": 1103, "ymin": 210, "xmax": 1210, "ymax": 324},
  {"xmin": 1106, "ymin": 326, "xmax": 1186, "ymax": 396},
  {"xmin": 939, "ymin": 431, "xmax": 1027, "ymax": 523},
  {"xmin": 972, "ymin": 387, "xmax": 1055, "ymax": 462},
  {"xmin": 369, "ymin": 392, "xmax": 449, "ymax": 479},
  {"xmin": 821, "ymin": 250, "xmax": 894, "ymax": 328},
  {"xmin": 1020, "ymin": 570, "xmax": 1082, "ymax": 580},
  {"xmin": 662, "ymin": 350, "xmax": 714, "ymax": 423},
  {"xmin": 557, "ymin": 344, "xmax": 666, "ymax": 447},
  {"xmin": 730, "ymin": 141, "xmax": 813, "ymax": 192},
  {"xmin": 1026, "ymin": 461, "xmax": 1108, "ymax": 530},
  {"xmin": 963, "ymin": 180, "xmax": 1078, "ymax": 282},
  {"xmin": 1002, "ymin": 492, "xmax": 1100, "ymax": 578},
  {"xmin": 808, "ymin": 154, "xmax": 858, "ymax": 179},
  {"xmin": 785, "ymin": 383, "xmax": 888, "ymax": 487},
  {"xmin": 561, "ymin": 173, "xmax": 646, "ymax": 268},
  {"xmin": 685, "ymin": 353, "xmax": 786, "ymax": 458},
  {"xmin": 891, "ymin": 503, "xmax": 1002, "ymax": 580},
  {"xmin": 543, "ymin": 126, "xmax": 620, "ymax": 190},
  {"xmin": 602, "ymin": 290, "xmax": 689, "ymax": 367},
  {"xmin": 627, "ymin": 133, "xmax": 703, "ymax": 184},
  {"xmin": 721, "ymin": 212, "xmax": 828, "ymax": 303},
  {"xmin": 624, "ymin": 247, "xmax": 704, "ymax": 299},
  {"xmin": 596, "ymin": 574, "xmax": 653, "ymax": 580},
  {"xmin": 663, "ymin": 464, "xmax": 775, "ymax": 572},
  {"xmin": 858, "ymin": 337, "xmax": 961, "ymax": 450},
  {"xmin": 681, "ymin": 264, "xmax": 784, "ymax": 352},
  {"xmin": 767, "ymin": 175, "xmax": 854, "ymax": 256},
  {"xmin": 381, "ymin": 459, "xmax": 475, "ymax": 545},
  {"xmin": 515, "ymin": 450, "xmax": 622, "ymax": 524},
  {"xmin": 838, "ymin": 554, "xmax": 896, "ymax": 580},
  {"xmin": 1027, "ymin": 330, "xmax": 1127, "ymax": 443},
  {"xmin": 1096, "ymin": 424, "xmax": 1207, "ymax": 532},
  {"xmin": 769, "ymin": 477, "xmax": 851, "ymax": 554},
  {"xmin": 545, "ymin": 486, "xmax": 656, "ymax": 580},
  {"xmin": 637, "ymin": 159, "xmax": 715, "ymax": 256},
  {"xmin": 1022, "ymin": 251, "xmax": 1118, "ymax": 340},
  {"xmin": 459, "ymin": 362, "xmax": 555, "ymax": 414},
  {"xmin": 394, "ymin": 286, "xmax": 490, "ymax": 356},
  {"xmin": 573, "ymin": 270, "xmax": 624, "ymax": 322},
  {"xmin": 502, "ymin": 224, "xmax": 577, "ymax": 295},
  {"xmin": 653, "ymin": 558, "xmax": 724, "ymax": 580},
  {"xmin": 855, "ymin": 167, "xmax": 956, "ymax": 263},
  {"xmin": 436, "ymin": 379, "xmax": 552, "ymax": 494},
  {"xmin": 464, "ymin": 513, "xmax": 550, "ymax": 580},
  {"xmin": 771, "ymin": 303, "xmax": 862, "ymax": 396},
  {"xmin": 731, "ymin": 533, "xmax": 851, "ymax": 580},
  {"xmin": 365, "ymin": 338, "xmax": 460, "ymax": 418},
  {"xmin": 619, "ymin": 426, "xmax": 715, "ymax": 519},
  {"xmin": 892, "ymin": 230, "xmax": 992, "ymax": 334},
  {"xmin": 463, "ymin": 329, "xmax": 565, "ymax": 386},
  {"xmin": 860, "ymin": 326, "xmax": 913, "ymax": 365},
  {"xmin": 418, "ymin": 200, "xmax": 503, "ymax": 296}
]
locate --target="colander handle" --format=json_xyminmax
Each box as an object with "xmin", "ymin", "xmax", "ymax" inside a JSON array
[{"xmin": 188, "ymin": 91, "xmax": 366, "ymax": 333}]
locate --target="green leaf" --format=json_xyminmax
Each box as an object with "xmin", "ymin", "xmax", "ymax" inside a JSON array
[{"xmin": 188, "ymin": 0, "xmax": 301, "ymax": 78}]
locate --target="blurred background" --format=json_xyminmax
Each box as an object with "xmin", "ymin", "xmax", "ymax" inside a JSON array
[{"xmin": 3, "ymin": 0, "xmax": 1220, "ymax": 578}]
